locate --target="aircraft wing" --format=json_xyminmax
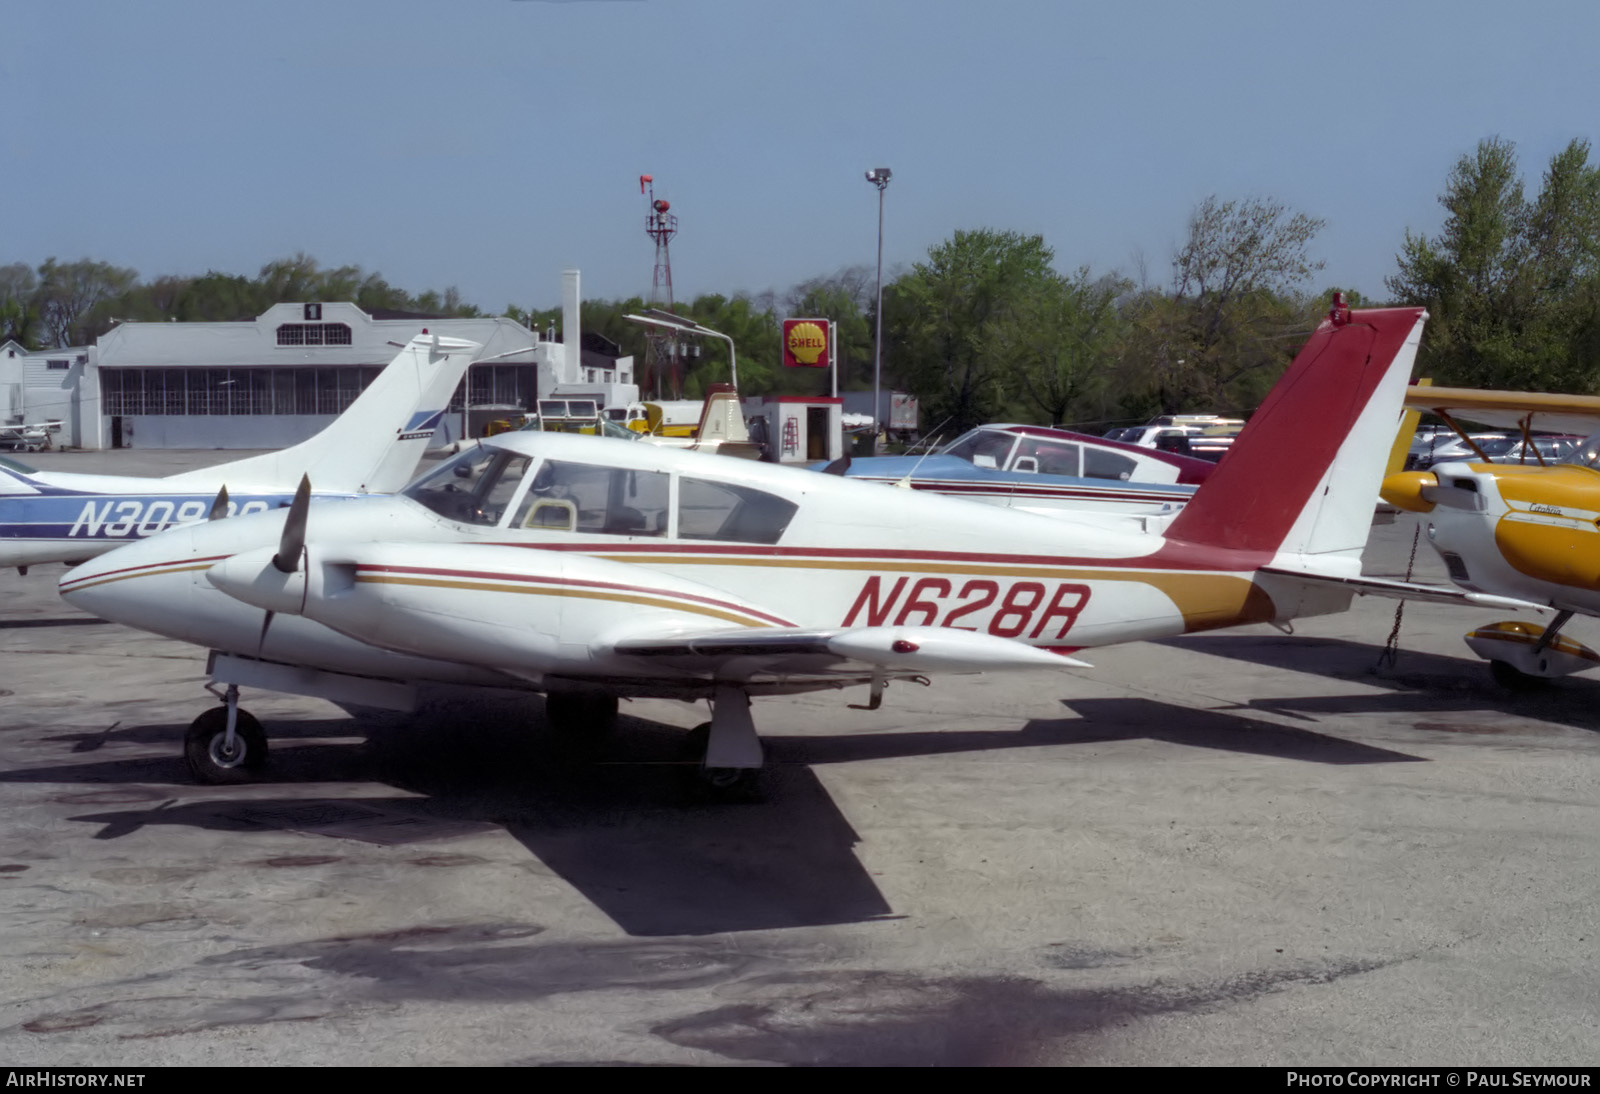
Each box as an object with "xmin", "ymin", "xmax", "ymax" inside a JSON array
[
  {"xmin": 1404, "ymin": 386, "xmax": 1600, "ymax": 435},
  {"xmin": 610, "ymin": 625, "xmax": 1090, "ymax": 682},
  {"xmin": 1257, "ymin": 565, "xmax": 1546, "ymax": 611}
]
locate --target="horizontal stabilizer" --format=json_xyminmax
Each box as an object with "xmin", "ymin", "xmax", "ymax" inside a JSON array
[{"xmin": 1257, "ymin": 565, "xmax": 1545, "ymax": 611}]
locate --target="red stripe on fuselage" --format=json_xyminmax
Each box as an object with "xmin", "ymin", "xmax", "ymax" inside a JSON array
[
  {"xmin": 489, "ymin": 539, "xmax": 1273, "ymax": 574},
  {"xmin": 59, "ymin": 553, "xmax": 234, "ymax": 592}
]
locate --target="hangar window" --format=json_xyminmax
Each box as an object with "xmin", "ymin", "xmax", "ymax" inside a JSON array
[
  {"xmin": 100, "ymin": 366, "xmax": 377, "ymax": 416},
  {"xmin": 276, "ymin": 323, "xmax": 353, "ymax": 347}
]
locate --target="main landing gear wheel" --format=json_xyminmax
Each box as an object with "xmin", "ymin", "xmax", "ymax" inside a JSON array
[
  {"xmin": 684, "ymin": 722, "xmax": 761, "ymax": 801},
  {"xmin": 1489, "ymin": 660, "xmax": 1550, "ymax": 692},
  {"xmin": 184, "ymin": 706, "xmax": 268, "ymax": 785},
  {"xmin": 543, "ymin": 692, "xmax": 619, "ymax": 736}
]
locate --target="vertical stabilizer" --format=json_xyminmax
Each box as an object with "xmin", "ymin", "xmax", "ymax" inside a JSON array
[
  {"xmin": 1164, "ymin": 302, "xmax": 1427, "ymax": 565},
  {"xmin": 165, "ymin": 332, "xmax": 481, "ymax": 494},
  {"xmin": 696, "ymin": 383, "xmax": 750, "ymax": 443}
]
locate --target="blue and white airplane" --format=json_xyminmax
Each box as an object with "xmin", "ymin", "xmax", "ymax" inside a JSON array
[
  {"xmin": 0, "ymin": 331, "xmax": 483, "ymax": 573},
  {"xmin": 827, "ymin": 424, "xmax": 1216, "ymax": 519}
]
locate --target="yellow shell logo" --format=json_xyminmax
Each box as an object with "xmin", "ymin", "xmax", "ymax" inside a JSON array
[{"xmin": 786, "ymin": 321, "xmax": 827, "ymax": 365}]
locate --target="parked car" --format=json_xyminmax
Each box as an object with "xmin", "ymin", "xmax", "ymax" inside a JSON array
[{"xmin": 1410, "ymin": 432, "xmax": 1577, "ymax": 469}]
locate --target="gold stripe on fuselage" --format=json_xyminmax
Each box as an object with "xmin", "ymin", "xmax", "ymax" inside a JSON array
[
  {"xmin": 60, "ymin": 563, "xmax": 216, "ymax": 594},
  {"xmin": 589, "ymin": 553, "xmax": 1276, "ymax": 632},
  {"xmin": 355, "ymin": 574, "xmax": 769, "ymax": 628}
]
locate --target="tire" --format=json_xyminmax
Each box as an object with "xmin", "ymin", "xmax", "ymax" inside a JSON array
[
  {"xmin": 184, "ymin": 706, "xmax": 268, "ymax": 785},
  {"xmin": 682, "ymin": 722, "xmax": 762, "ymax": 801},
  {"xmin": 1490, "ymin": 659, "xmax": 1550, "ymax": 691},
  {"xmin": 543, "ymin": 692, "xmax": 618, "ymax": 736}
]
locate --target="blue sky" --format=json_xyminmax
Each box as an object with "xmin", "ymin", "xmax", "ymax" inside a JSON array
[{"xmin": 8, "ymin": 1, "xmax": 1600, "ymax": 313}]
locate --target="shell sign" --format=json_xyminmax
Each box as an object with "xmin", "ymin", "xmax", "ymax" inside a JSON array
[{"xmin": 782, "ymin": 319, "xmax": 830, "ymax": 368}]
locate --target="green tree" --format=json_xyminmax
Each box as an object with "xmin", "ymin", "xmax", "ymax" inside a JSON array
[
  {"xmin": 0, "ymin": 263, "xmax": 40, "ymax": 346},
  {"xmin": 35, "ymin": 257, "xmax": 139, "ymax": 347},
  {"xmin": 1124, "ymin": 195, "xmax": 1325, "ymax": 413},
  {"xmin": 986, "ymin": 268, "xmax": 1131, "ymax": 426},
  {"xmin": 884, "ymin": 228, "xmax": 1057, "ymax": 434},
  {"xmin": 1388, "ymin": 137, "xmax": 1600, "ymax": 391}
]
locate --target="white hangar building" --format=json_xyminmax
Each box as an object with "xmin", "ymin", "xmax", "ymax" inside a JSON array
[{"xmin": 8, "ymin": 271, "xmax": 636, "ymax": 451}]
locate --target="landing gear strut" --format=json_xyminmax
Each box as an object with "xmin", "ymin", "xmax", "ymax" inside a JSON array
[
  {"xmin": 184, "ymin": 684, "xmax": 268, "ymax": 784},
  {"xmin": 684, "ymin": 686, "xmax": 764, "ymax": 800}
]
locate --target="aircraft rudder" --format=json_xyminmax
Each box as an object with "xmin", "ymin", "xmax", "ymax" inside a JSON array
[{"xmin": 1163, "ymin": 302, "xmax": 1427, "ymax": 558}]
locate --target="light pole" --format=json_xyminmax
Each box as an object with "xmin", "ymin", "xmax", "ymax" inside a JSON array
[
  {"xmin": 622, "ymin": 310, "xmax": 737, "ymax": 392},
  {"xmin": 865, "ymin": 167, "xmax": 891, "ymax": 446}
]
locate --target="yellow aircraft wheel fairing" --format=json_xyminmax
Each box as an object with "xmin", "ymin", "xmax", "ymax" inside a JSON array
[{"xmin": 1464, "ymin": 620, "xmax": 1600, "ymax": 679}]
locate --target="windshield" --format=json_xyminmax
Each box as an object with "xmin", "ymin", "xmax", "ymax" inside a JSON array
[
  {"xmin": 403, "ymin": 444, "xmax": 532, "ymax": 526},
  {"xmin": 599, "ymin": 419, "xmax": 641, "ymax": 441},
  {"xmin": 940, "ymin": 429, "xmax": 1018, "ymax": 469}
]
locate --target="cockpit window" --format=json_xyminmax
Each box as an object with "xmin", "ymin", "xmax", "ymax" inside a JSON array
[
  {"xmin": 678, "ymin": 478, "xmax": 797, "ymax": 544},
  {"xmin": 1014, "ymin": 438, "xmax": 1082, "ymax": 476},
  {"xmin": 1083, "ymin": 446, "xmax": 1137, "ymax": 481},
  {"xmin": 1563, "ymin": 431, "xmax": 1600, "ymax": 470},
  {"xmin": 510, "ymin": 459, "xmax": 669, "ymax": 536},
  {"xmin": 403, "ymin": 445, "xmax": 531, "ymax": 526},
  {"xmin": 940, "ymin": 429, "xmax": 1018, "ymax": 469}
]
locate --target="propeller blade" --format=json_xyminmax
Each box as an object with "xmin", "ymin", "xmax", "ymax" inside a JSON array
[
  {"xmin": 257, "ymin": 609, "xmax": 275, "ymax": 655},
  {"xmin": 272, "ymin": 475, "xmax": 311, "ymax": 574},
  {"xmin": 207, "ymin": 485, "xmax": 230, "ymax": 521}
]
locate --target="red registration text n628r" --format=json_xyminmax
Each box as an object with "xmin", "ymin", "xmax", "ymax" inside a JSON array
[{"xmin": 841, "ymin": 576, "xmax": 1092, "ymax": 640}]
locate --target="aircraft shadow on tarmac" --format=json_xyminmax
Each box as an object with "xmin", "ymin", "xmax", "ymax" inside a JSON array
[
  {"xmin": 6, "ymin": 691, "xmax": 1163, "ymax": 938},
  {"xmin": 3, "ymin": 681, "xmax": 1433, "ymax": 934},
  {"xmin": 0, "ymin": 615, "xmax": 114, "ymax": 630},
  {"xmin": 1037, "ymin": 697, "xmax": 1424, "ymax": 764},
  {"xmin": 1163, "ymin": 634, "xmax": 1600, "ymax": 736}
]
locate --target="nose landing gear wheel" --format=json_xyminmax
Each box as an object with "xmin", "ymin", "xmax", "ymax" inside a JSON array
[{"xmin": 184, "ymin": 706, "xmax": 268, "ymax": 784}]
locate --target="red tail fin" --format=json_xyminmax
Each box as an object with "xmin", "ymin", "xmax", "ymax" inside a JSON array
[{"xmin": 1164, "ymin": 305, "xmax": 1427, "ymax": 560}]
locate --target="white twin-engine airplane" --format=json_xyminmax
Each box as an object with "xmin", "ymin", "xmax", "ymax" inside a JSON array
[
  {"xmin": 0, "ymin": 331, "xmax": 484, "ymax": 573},
  {"xmin": 62, "ymin": 301, "xmax": 1428, "ymax": 794}
]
